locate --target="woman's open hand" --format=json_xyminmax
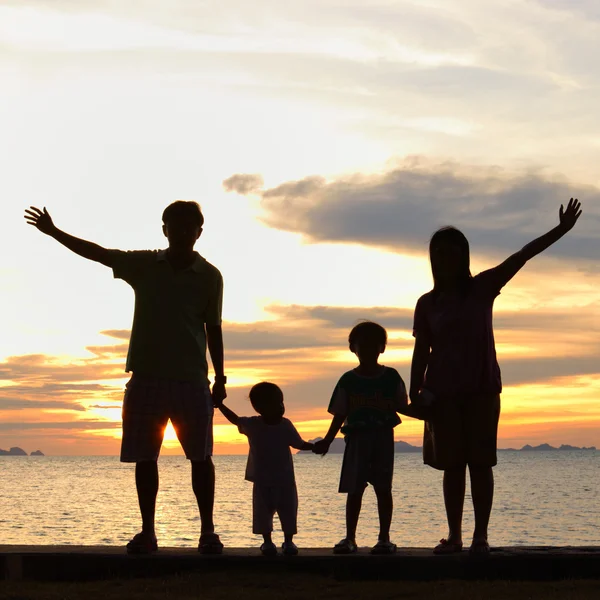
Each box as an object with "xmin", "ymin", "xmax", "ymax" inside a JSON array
[{"xmin": 559, "ymin": 198, "xmax": 582, "ymax": 232}]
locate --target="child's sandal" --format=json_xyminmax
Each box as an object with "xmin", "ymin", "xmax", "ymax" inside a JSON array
[
  {"xmin": 198, "ymin": 532, "xmax": 224, "ymax": 555},
  {"xmin": 370, "ymin": 540, "xmax": 397, "ymax": 555},
  {"xmin": 333, "ymin": 538, "xmax": 358, "ymax": 554}
]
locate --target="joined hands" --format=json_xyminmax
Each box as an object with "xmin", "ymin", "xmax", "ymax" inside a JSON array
[{"xmin": 312, "ymin": 439, "xmax": 331, "ymax": 456}]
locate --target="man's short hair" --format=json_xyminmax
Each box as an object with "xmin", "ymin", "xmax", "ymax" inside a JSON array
[{"xmin": 162, "ymin": 201, "xmax": 204, "ymax": 228}]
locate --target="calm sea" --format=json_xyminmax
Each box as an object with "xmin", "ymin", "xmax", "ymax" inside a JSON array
[{"xmin": 1, "ymin": 452, "xmax": 598, "ymax": 548}]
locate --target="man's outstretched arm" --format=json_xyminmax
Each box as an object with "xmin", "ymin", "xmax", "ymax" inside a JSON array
[{"xmin": 24, "ymin": 206, "xmax": 115, "ymax": 267}]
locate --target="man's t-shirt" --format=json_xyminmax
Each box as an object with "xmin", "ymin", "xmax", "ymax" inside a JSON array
[
  {"xmin": 328, "ymin": 367, "xmax": 407, "ymax": 434},
  {"xmin": 237, "ymin": 416, "xmax": 306, "ymax": 486},
  {"xmin": 412, "ymin": 266, "xmax": 508, "ymax": 397},
  {"xmin": 110, "ymin": 249, "xmax": 223, "ymax": 383}
]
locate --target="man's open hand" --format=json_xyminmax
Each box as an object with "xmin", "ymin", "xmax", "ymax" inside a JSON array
[{"xmin": 24, "ymin": 206, "xmax": 57, "ymax": 236}]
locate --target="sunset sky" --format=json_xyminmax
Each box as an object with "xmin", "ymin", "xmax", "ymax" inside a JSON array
[{"xmin": 1, "ymin": 0, "xmax": 599, "ymax": 455}]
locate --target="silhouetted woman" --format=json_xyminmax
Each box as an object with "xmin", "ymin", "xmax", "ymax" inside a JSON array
[{"xmin": 410, "ymin": 198, "xmax": 582, "ymax": 555}]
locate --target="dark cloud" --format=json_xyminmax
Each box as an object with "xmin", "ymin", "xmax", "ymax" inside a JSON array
[
  {"xmin": 1, "ymin": 301, "xmax": 598, "ymax": 431},
  {"xmin": 0, "ymin": 420, "xmax": 120, "ymax": 431},
  {"xmin": 0, "ymin": 398, "xmax": 86, "ymax": 411},
  {"xmin": 226, "ymin": 163, "xmax": 600, "ymax": 261}
]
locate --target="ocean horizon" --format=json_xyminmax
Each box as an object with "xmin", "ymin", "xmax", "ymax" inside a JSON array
[{"xmin": 1, "ymin": 451, "xmax": 598, "ymax": 549}]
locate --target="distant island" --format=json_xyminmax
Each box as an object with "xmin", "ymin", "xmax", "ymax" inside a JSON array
[
  {"xmin": 298, "ymin": 439, "xmax": 596, "ymax": 454},
  {"xmin": 517, "ymin": 443, "xmax": 596, "ymax": 452},
  {"xmin": 299, "ymin": 438, "xmax": 421, "ymax": 453},
  {"xmin": 0, "ymin": 447, "xmax": 45, "ymax": 456}
]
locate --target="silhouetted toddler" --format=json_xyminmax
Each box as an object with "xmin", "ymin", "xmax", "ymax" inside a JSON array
[{"xmin": 218, "ymin": 382, "xmax": 313, "ymax": 555}]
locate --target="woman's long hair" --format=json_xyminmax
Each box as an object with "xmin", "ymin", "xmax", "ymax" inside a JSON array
[{"xmin": 429, "ymin": 226, "xmax": 473, "ymax": 297}]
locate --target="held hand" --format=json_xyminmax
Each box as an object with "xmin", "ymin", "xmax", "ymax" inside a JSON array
[
  {"xmin": 313, "ymin": 439, "xmax": 331, "ymax": 456},
  {"xmin": 559, "ymin": 198, "xmax": 582, "ymax": 233},
  {"xmin": 24, "ymin": 206, "xmax": 57, "ymax": 236},
  {"xmin": 211, "ymin": 381, "xmax": 227, "ymax": 408}
]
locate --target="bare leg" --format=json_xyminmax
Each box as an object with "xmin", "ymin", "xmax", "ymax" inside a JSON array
[
  {"xmin": 346, "ymin": 487, "xmax": 366, "ymax": 542},
  {"xmin": 191, "ymin": 458, "xmax": 215, "ymax": 535},
  {"xmin": 262, "ymin": 533, "xmax": 273, "ymax": 544},
  {"xmin": 135, "ymin": 461, "xmax": 159, "ymax": 535},
  {"xmin": 443, "ymin": 467, "xmax": 466, "ymax": 543},
  {"xmin": 284, "ymin": 532, "xmax": 294, "ymax": 544},
  {"xmin": 469, "ymin": 465, "xmax": 494, "ymax": 543},
  {"xmin": 374, "ymin": 487, "xmax": 393, "ymax": 542}
]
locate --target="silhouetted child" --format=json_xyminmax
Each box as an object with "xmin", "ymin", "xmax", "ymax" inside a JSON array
[
  {"xmin": 314, "ymin": 321, "xmax": 408, "ymax": 554},
  {"xmin": 218, "ymin": 382, "xmax": 313, "ymax": 555}
]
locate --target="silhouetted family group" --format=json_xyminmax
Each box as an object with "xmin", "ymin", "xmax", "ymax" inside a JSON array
[{"xmin": 24, "ymin": 196, "xmax": 583, "ymax": 557}]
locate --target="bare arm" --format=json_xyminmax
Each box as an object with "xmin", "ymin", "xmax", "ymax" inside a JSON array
[
  {"xmin": 218, "ymin": 402, "xmax": 239, "ymax": 426},
  {"xmin": 24, "ymin": 207, "xmax": 115, "ymax": 267},
  {"xmin": 206, "ymin": 324, "xmax": 227, "ymax": 406},
  {"xmin": 409, "ymin": 335, "xmax": 431, "ymax": 402},
  {"xmin": 300, "ymin": 441, "xmax": 314, "ymax": 451},
  {"xmin": 489, "ymin": 198, "xmax": 583, "ymax": 288}
]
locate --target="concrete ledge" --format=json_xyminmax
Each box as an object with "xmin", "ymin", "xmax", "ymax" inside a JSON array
[{"xmin": 1, "ymin": 546, "xmax": 599, "ymax": 582}]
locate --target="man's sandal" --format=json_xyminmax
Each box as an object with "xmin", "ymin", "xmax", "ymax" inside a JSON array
[
  {"xmin": 433, "ymin": 538, "xmax": 463, "ymax": 555},
  {"xmin": 260, "ymin": 541, "xmax": 278, "ymax": 556},
  {"xmin": 126, "ymin": 532, "xmax": 158, "ymax": 555},
  {"xmin": 333, "ymin": 538, "xmax": 358, "ymax": 554}
]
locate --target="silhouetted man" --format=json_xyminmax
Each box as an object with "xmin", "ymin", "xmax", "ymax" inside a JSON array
[{"xmin": 25, "ymin": 202, "xmax": 227, "ymax": 554}]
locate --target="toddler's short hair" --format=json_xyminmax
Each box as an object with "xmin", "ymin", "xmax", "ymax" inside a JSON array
[
  {"xmin": 249, "ymin": 381, "xmax": 284, "ymax": 415},
  {"xmin": 348, "ymin": 320, "xmax": 387, "ymax": 348},
  {"xmin": 162, "ymin": 201, "xmax": 204, "ymax": 228}
]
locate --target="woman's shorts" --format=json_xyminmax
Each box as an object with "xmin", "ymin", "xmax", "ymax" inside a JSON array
[{"xmin": 423, "ymin": 393, "xmax": 501, "ymax": 471}]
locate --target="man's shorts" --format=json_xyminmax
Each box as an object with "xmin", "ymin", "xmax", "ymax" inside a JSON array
[
  {"xmin": 339, "ymin": 428, "xmax": 395, "ymax": 495},
  {"xmin": 120, "ymin": 374, "xmax": 214, "ymax": 463},
  {"xmin": 423, "ymin": 393, "xmax": 501, "ymax": 471},
  {"xmin": 252, "ymin": 482, "xmax": 298, "ymax": 535}
]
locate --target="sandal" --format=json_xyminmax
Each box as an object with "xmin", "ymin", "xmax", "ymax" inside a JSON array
[
  {"xmin": 126, "ymin": 531, "xmax": 158, "ymax": 555},
  {"xmin": 333, "ymin": 538, "xmax": 358, "ymax": 554},
  {"xmin": 282, "ymin": 541, "xmax": 298, "ymax": 556},
  {"xmin": 260, "ymin": 541, "xmax": 278, "ymax": 556},
  {"xmin": 370, "ymin": 540, "xmax": 397, "ymax": 555},
  {"xmin": 198, "ymin": 532, "xmax": 224, "ymax": 555},
  {"xmin": 433, "ymin": 538, "xmax": 463, "ymax": 555},
  {"xmin": 469, "ymin": 538, "xmax": 490, "ymax": 556}
]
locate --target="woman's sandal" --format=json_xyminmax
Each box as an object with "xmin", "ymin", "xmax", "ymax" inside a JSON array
[
  {"xmin": 333, "ymin": 538, "xmax": 358, "ymax": 554},
  {"xmin": 370, "ymin": 540, "xmax": 397, "ymax": 555},
  {"xmin": 198, "ymin": 532, "xmax": 224, "ymax": 555},
  {"xmin": 126, "ymin": 531, "xmax": 158, "ymax": 555},
  {"xmin": 433, "ymin": 538, "xmax": 463, "ymax": 555}
]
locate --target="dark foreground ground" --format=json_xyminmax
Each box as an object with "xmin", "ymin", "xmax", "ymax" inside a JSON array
[
  {"xmin": 1, "ymin": 546, "xmax": 599, "ymax": 599},
  {"xmin": 1, "ymin": 569, "xmax": 600, "ymax": 600},
  {"xmin": 2, "ymin": 545, "xmax": 600, "ymax": 582}
]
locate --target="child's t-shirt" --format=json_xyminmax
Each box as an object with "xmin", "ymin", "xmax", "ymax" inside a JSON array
[
  {"xmin": 328, "ymin": 367, "xmax": 407, "ymax": 435},
  {"xmin": 237, "ymin": 416, "xmax": 306, "ymax": 486}
]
